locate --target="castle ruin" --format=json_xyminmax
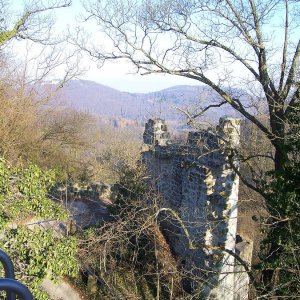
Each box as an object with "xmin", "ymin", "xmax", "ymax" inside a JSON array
[{"xmin": 142, "ymin": 118, "xmax": 251, "ymax": 299}]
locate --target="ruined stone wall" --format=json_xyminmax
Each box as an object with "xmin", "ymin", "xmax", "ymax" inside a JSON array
[{"xmin": 142, "ymin": 118, "xmax": 246, "ymax": 299}]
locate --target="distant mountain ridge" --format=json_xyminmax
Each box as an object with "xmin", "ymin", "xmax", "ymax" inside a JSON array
[{"xmin": 44, "ymin": 79, "xmax": 241, "ymax": 124}]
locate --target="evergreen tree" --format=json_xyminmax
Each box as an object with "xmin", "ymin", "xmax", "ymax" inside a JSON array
[{"xmin": 257, "ymin": 102, "xmax": 300, "ymax": 297}]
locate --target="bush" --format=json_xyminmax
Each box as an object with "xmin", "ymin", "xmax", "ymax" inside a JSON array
[{"xmin": 0, "ymin": 157, "xmax": 79, "ymax": 299}]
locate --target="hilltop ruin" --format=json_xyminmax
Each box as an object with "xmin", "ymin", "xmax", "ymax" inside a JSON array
[{"xmin": 141, "ymin": 118, "xmax": 252, "ymax": 299}]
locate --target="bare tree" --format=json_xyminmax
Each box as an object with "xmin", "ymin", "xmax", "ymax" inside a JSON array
[
  {"xmin": 0, "ymin": 0, "xmax": 71, "ymax": 47},
  {"xmin": 71, "ymin": 1, "xmax": 300, "ymax": 298},
  {"xmin": 0, "ymin": 74, "xmax": 98, "ymax": 179},
  {"xmin": 0, "ymin": 0, "xmax": 82, "ymax": 87},
  {"xmin": 77, "ymin": 0, "xmax": 299, "ymax": 175}
]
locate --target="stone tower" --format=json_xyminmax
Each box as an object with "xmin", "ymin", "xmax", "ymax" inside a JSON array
[
  {"xmin": 143, "ymin": 118, "xmax": 170, "ymax": 146},
  {"xmin": 142, "ymin": 117, "xmax": 248, "ymax": 299}
]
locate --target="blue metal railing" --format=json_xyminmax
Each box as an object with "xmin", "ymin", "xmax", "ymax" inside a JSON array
[{"xmin": 0, "ymin": 250, "xmax": 33, "ymax": 300}]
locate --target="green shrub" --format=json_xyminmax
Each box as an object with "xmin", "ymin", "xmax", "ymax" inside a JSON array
[
  {"xmin": 0, "ymin": 227, "xmax": 79, "ymax": 299},
  {"xmin": 0, "ymin": 158, "xmax": 67, "ymax": 228},
  {"xmin": 0, "ymin": 157, "xmax": 79, "ymax": 299}
]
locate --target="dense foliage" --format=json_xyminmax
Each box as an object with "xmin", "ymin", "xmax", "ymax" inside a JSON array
[
  {"xmin": 0, "ymin": 158, "xmax": 79, "ymax": 299},
  {"xmin": 0, "ymin": 159, "xmax": 67, "ymax": 228},
  {"xmin": 256, "ymin": 104, "xmax": 300, "ymax": 297},
  {"xmin": 0, "ymin": 227, "xmax": 78, "ymax": 299}
]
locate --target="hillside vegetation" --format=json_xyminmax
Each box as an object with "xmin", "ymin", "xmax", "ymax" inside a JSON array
[
  {"xmin": 0, "ymin": 0, "xmax": 299, "ymax": 298},
  {"xmin": 0, "ymin": 56, "xmax": 142, "ymax": 299}
]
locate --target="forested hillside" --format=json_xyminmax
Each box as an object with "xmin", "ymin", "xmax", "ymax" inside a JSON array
[{"xmin": 43, "ymin": 79, "xmax": 241, "ymax": 123}]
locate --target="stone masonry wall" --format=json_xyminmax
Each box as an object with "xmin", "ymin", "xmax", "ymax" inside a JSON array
[{"xmin": 141, "ymin": 118, "xmax": 245, "ymax": 299}]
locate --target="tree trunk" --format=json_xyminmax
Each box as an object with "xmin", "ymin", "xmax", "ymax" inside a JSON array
[
  {"xmin": 269, "ymin": 98, "xmax": 286, "ymax": 172},
  {"xmin": 274, "ymin": 145, "xmax": 286, "ymax": 172}
]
